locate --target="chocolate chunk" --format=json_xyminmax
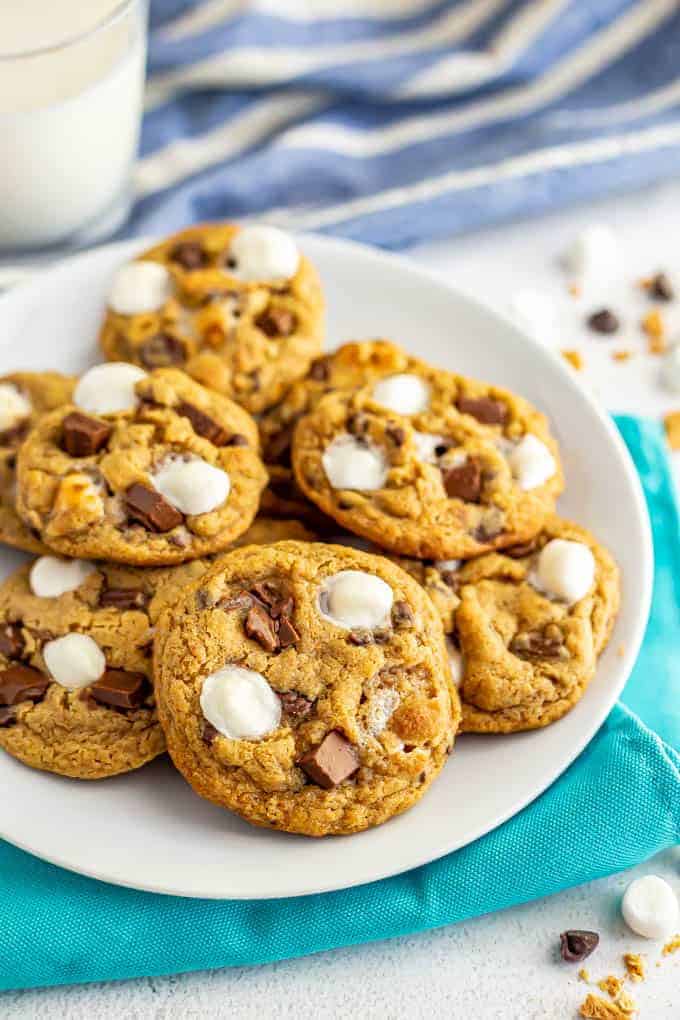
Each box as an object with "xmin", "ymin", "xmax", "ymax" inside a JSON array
[
  {"xmin": 245, "ymin": 603, "xmax": 280, "ymax": 652},
  {"xmin": 0, "ymin": 623, "xmax": 24, "ymax": 660},
  {"xmin": 277, "ymin": 615, "xmax": 300, "ymax": 649},
  {"xmin": 392, "ymin": 600, "xmax": 415, "ymax": 629},
  {"xmin": 386, "ymin": 423, "xmax": 406, "ymax": 446},
  {"xmin": 587, "ymin": 308, "xmax": 619, "ymax": 334},
  {"xmin": 0, "ymin": 664, "xmax": 49, "ymax": 706},
  {"xmin": 504, "ymin": 538, "xmax": 539, "ymax": 558},
  {"xmin": 170, "ymin": 240, "xmax": 208, "ymax": 270},
  {"xmin": 202, "ymin": 721, "xmax": 219, "ymax": 744},
  {"xmin": 176, "ymin": 400, "xmax": 229, "ymax": 445},
  {"xmin": 265, "ymin": 425, "xmax": 294, "ymax": 466},
  {"xmin": 250, "ymin": 581, "xmax": 282, "ymax": 608},
  {"xmin": 510, "ymin": 627, "xmax": 568, "ymax": 660},
  {"xmin": 61, "ymin": 412, "xmax": 112, "ymax": 457},
  {"xmin": 0, "ymin": 420, "xmax": 29, "ymax": 447},
  {"xmin": 0, "ymin": 705, "xmax": 17, "ymax": 726},
  {"xmin": 457, "ymin": 395, "xmax": 508, "ymax": 425},
  {"xmin": 309, "ymin": 357, "xmax": 330, "ymax": 381},
  {"xmin": 90, "ymin": 669, "xmax": 149, "ymax": 710},
  {"xmin": 256, "ymin": 307, "xmax": 297, "ymax": 337},
  {"xmin": 298, "ymin": 730, "xmax": 359, "ymax": 789},
  {"xmin": 649, "ymin": 272, "xmax": 674, "ymax": 301},
  {"xmin": 219, "ymin": 591, "xmax": 253, "ymax": 612},
  {"xmin": 277, "ymin": 690, "xmax": 313, "ymax": 721},
  {"xmin": 125, "ymin": 483, "xmax": 183, "ymax": 533},
  {"xmin": 99, "ymin": 588, "xmax": 149, "ymax": 610},
  {"xmin": 560, "ymin": 930, "xmax": 599, "ymax": 963},
  {"xmin": 225, "ymin": 433, "xmax": 248, "ymax": 447},
  {"xmin": 442, "ymin": 459, "xmax": 482, "ymax": 502},
  {"xmin": 138, "ymin": 333, "xmax": 185, "ymax": 368}
]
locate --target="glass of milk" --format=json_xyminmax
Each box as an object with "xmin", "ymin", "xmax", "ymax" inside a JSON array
[{"xmin": 0, "ymin": 0, "xmax": 147, "ymax": 256}]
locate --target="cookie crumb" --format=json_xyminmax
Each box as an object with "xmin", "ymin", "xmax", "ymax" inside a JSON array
[
  {"xmin": 641, "ymin": 309, "xmax": 666, "ymax": 354},
  {"xmin": 664, "ymin": 411, "xmax": 680, "ymax": 450},
  {"xmin": 662, "ymin": 934, "xmax": 680, "ymax": 956},
  {"xmin": 616, "ymin": 643, "xmax": 626, "ymax": 658},
  {"xmin": 623, "ymin": 952, "xmax": 645, "ymax": 981},
  {"xmin": 579, "ymin": 993, "xmax": 635, "ymax": 1018},
  {"xmin": 562, "ymin": 349, "xmax": 584, "ymax": 371},
  {"xmin": 612, "ymin": 350, "xmax": 632, "ymax": 363},
  {"xmin": 615, "ymin": 989, "xmax": 637, "ymax": 1014},
  {"xmin": 569, "ymin": 282, "xmax": 582, "ymax": 298},
  {"xmin": 597, "ymin": 975, "xmax": 624, "ymax": 998},
  {"xmin": 579, "ymin": 968, "xmax": 591, "ymax": 982}
]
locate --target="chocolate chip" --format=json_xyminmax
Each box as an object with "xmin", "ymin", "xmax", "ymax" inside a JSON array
[
  {"xmin": 277, "ymin": 690, "xmax": 313, "ymax": 721},
  {"xmin": 649, "ymin": 272, "xmax": 674, "ymax": 301},
  {"xmin": 256, "ymin": 307, "xmax": 297, "ymax": 337},
  {"xmin": 0, "ymin": 664, "xmax": 49, "ymax": 706},
  {"xmin": 99, "ymin": 588, "xmax": 149, "ymax": 610},
  {"xmin": 250, "ymin": 581, "xmax": 282, "ymax": 608},
  {"xmin": 474, "ymin": 509, "xmax": 505, "ymax": 542},
  {"xmin": 202, "ymin": 721, "xmax": 219, "ymax": 744},
  {"xmin": 510, "ymin": 627, "xmax": 568, "ymax": 660},
  {"xmin": 219, "ymin": 591, "xmax": 253, "ymax": 612},
  {"xmin": 0, "ymin": 705, "xmax": 17, "ymax": 726},
  {"xmin": 125, "ymin": 483, "xmax": 184, "ymax": 533},
  {"xmin": 245, "ymin": 603, "xmax": 280, "ymax": 652},
  {"xmin": 265, "ymin": 425, "xmax": 294, "ymax": 466},
  {"xmin": 457, "ymin": 395, "xmax": 508, "ymax": 425},
  {"xmin": 138, "ymin": 334, "xmax": 185, "ymax": 368},
  {"xmin": 347, "ymin": 413, "xmax": 368, "ymax": 436},
  {"xmin": 225, "ymin": 433, "xmax": 248, "ymax": 447},
  {"xmin": 348, "ymin": 629, "xmax": 374, "ymax": 646},
  {"xmin": 504, "ymin": 538, "xmax": 539, "ymax": 558},
  {"xmin": 442, "ymin": 459, "xmax": 482, "ymax": 502},
  {"xmin": 170, "ymin": 240, "xmax": 208, "ymax": 270},
  {"xmin": 277, "ymin": 614, "xmax": 300, "ymax": 649},
  {"xmin": 587, "ymin": 308, "xmax": 619, "ymax": 334},
  {"xmin": 439, "ymin": 569, "xmax": 459, "ymax": 590},
  {"xmin": 309, "ymin": 357, "xmax": 330, "ymax": 381},
  {"xmin": 61, "ymin": 412, "xmax": 112, "ymax": 457},
  {"xmin": 0, "ymin": 623, "xmax": 24, "ymax": 660},
  {"xmin": 298, "ymin": 730, "xmax": 359, "ymax": 789},
  {"xmin": 560, "ymin": 930, "xmax": 599, "ymax": 963},
  {"xmin": 386, "ymin": 423, "xmax": 406, "ymax": 446},
  {"xmin": 90, "ymin": 669, "xmax": 149, "ymax": 710},
  {"xmin": 392, "ymin": 601, "xmax": 414, "ymax": 628},
  {"xmin": 0, "ymin": 420, "xmax": 30, "ymax": 447},
  {"xmin": 176, "ymin": 400, "xmax": 229, "ymax": 446}
]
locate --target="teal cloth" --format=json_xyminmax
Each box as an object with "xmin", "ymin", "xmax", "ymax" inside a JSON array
[{"xmin": 1, "ymin": 416, "xmax": 678, "ymax": 994}]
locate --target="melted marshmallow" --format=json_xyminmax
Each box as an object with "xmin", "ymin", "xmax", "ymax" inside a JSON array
[
  {"xmin": 151, "ymin": 456, "xmax": 230, "ymax": 515},
  {"xmin": 533, "ymin": 539, "xmax": 595, "ymax": 604},
  {"xmin": 29, "ymin": 556, "xmax": 96, "ymax": 598},
  {"xmin": 622, "ymin": 876, "xmax": 679, "ymax": 939},
  {"xmin": 0, "ymin": 383, "xmax": 31, "ymax": 432},
  {"xmin": 322, "ymin": 434, "xmax": 388, "ymax": 491},
  {"xmin": 200, "ymin": 665, "xmax": 281, "ymax": 740},
  {"xmin": 446, "ymin": 639, "xmax": 463, "ymax": 687},
  {"xmin": 412, "ymin": 431, "xmax": 446, "ymax": 464},
  {"xmin": 372, "ymin": 374, "xmax": 430, "ymax": 415},
  {"xmin": 318, "ymin": 570, "xmax": 393, "ymax": 629},
  {"xmin": 74, "ymin": 363, "xmax": 147, "ymax": 415},
  {"xmin": 43, "ymin": 633, "xmax": 106, "ymax": 690},
  {"xmin": 228, "ymin": 225, "xmax": 299, "ymax": 282},
  {"xmin": 508, "ymin": 434, "xmax": 556, "ymax": 490},
  {"xmin": 108, "ymin": 261, "xmax": 172, "ymax": 315}
]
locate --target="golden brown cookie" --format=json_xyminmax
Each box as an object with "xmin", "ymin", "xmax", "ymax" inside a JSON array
[
  {"xmin": 154, "ymin": 541, "xmax": 459, "ymax": 836},
  {"xmin": 449, "ymin": 516, "xmax": 620, "ymax": 733},
  {"xmin": 0, "ymin": 372, "xmax": 75, "ymax": 553},
  {"xmin": 16, "ymin": 366, "xmax": 267, "ymax": 565},
  {"xmin": 0, "ymin": 555, "xmax": 207, "ymax": 778},
  {"xmin": 99, "ymin": 223, "xmax": 325, "ymax": 414}
]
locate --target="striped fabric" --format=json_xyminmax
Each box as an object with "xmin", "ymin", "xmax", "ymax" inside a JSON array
[{"xmin": 133, "ymin": 0, "xmax": 680, "ymax": 248}]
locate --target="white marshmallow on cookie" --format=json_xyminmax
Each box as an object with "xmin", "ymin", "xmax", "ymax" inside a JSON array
[
  {"xmin": 508, "ymin": 433, "xmax": 556, "ymax": 490},
  {"xmin": 74, "ymin": 363, "xmax": 147, "ymax": 415},
  {"xmin": 372, "ymin": 374, "xmax": 430, "ymax": 415},
  {"xmin": 108, "ymin": 261, "xmax": 172, "ymax": 315},
  {"xmin": 228, "ymin": 225, "xmax": 299, "ymax": 283},
  {"xmin": 622, "ymin": 875, "xmax": 679, "ymax": 939},
  {"xmin": 446, "ymin": 639, "xmax": 463, "ymax": 687},
  {"xmin": 151, "ymin": 455, "xmax": 231, "ymax": 516},
  {"xmin": 532, "ymin": 539, "xmax": 595, "ymax": 604},
  {"xmin": 322, "ymin": 434, "xmax": 388, "ymax": 491},
  {"xmin": 43, "ymin": 633, "xmax": 106, "ymax": 690},
  {"xmin": 0, "ymin": 383, "xmax": 31, "ymax": 432},
  {"xmin": 318, "ymin": 570, "xmax": 393, "ymax": 630},
  {"xmin": 412, "ymin": 431, "xmax": 446, "ymax": 464},
  {"xmin": 29, "ymin": 556, "xmax": 96, "ymax": 598},
  {"xmin": 200, "ymin": 665, "xmax": 282, "ymax": 740}
]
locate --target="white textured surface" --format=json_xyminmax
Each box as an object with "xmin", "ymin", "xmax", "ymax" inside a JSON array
[{"xmin": 3, "ymin": 179, "xmax": 680, "ymax": 1016}]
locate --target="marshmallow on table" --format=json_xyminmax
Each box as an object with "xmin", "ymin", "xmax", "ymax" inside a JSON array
[
  {"xmin": 43, "ymin": 633, "xmax": 106, "ymax": 690},
  {"xmin": 660, "ymin": 344, "xmax": 680, "ymax": 394},
  {"xmin": 200, "ymin": 665, "xmax": 281, "ymax": 740},
  {"xmin": 108, "ymin": 261, "xmax": 172, "ymax": 315},
  {"xmin": 508, "ymin": 433, "xmax": 556, "ymax": 490},
  {"xmin": 622, "ymin": 875, "xmax": 679, "ymax": 939},
  {"xmin": 151, "ymin": 456, "xmax": 231, "ymax": 515},
  {"xmin": 322, "ymin": 434, "xmax": 388, "ymax": 491},
  {"xmin": 533, "ymin": 539, "xmax": 595, "ymax": 604},
  {"xmin": 562, "ymin": 224, "xmax": 618, "ymax": 278},
  {"xmin": 228, "ymin": 225, "xmax": 299, "ymax": 283},
  {"xmin": 372, "ymin": 374, "xmax": 430, "ymax": 415},
  {"xmin": 0, "ymin": 383, "xmax": 31, "ymax": 432},
  {"xmin": 74, "ymin": 363, "xmax": 147, "ymax": 415},
  {"xmin": 29, "ymin": 556, "xmax": 96, "ymax": 598},
  {"xmin": 318, "ymin": 570, "xmax": 393, "ymax": 629}
]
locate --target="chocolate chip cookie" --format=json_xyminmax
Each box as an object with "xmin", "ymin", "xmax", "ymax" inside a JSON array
[
  {"xmin": 448, "ymin": 516, "xmax": 620, "ymax": 733},
  {"xmin": 99, "ymin": 223, "xmax": 325, "ymax": 415},
  {"xmin": 154, "ymin": 541, "xmax": 459, "ymax": 836},
  {"xmin": 16, "ymin": 365, "xmax": 267, "ymax": 565},
  {"xmin": 0, "ymin": 372, "xmax": 75, "ymax": 553},
  {"xmin": 0, "ymin": 555, "xmax": 208, "ymax": 778},
  {"xmin": 292, "ymin": 378, "xmax": 563, "ymax": 560}
]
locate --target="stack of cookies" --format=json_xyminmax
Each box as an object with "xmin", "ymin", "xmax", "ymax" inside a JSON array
[{"xmin": 0, "ymin": 222, "xmax": 620, "ymax": 838}]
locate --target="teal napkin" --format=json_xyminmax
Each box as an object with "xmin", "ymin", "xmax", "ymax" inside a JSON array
[{"xmin": 1, "ymin": 416, "xmax": 679, "ymax": 994}]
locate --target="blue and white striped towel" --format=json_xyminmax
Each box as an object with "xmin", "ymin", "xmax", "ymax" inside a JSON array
[{"xmin": 132, "ymin": 0, "xmax": 680, "ymax": 248}]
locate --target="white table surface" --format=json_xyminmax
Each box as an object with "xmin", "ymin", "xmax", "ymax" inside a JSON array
[{"xmin": 4, "ymin": 179, "xmax": 680, "ymax": 1019}]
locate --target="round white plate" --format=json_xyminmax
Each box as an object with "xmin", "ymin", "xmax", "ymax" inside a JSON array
[{"xmin": 0, "ymin": 235, "xmax": 652, "ymax": 900}]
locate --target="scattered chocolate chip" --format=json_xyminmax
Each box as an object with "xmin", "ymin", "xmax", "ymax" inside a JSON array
[
  {"xmin": 202, "ymin": 721, "xmax": 219, "ymax": 744},
  {"xmin": 60, "ymin": 412, "xmax": 112, "ymax": 457},
  {"xmin": 256, "ymin": 307, "xmax": 297, "ymax": 337},
  {"xmin": 587, "ymin": 308, "xmax": 619, "ymax": 334},
  {"xmin": 510, "ymin": 626, "xmax": 568, "ymax": 660},
  {"xmin": 265, "ymin": 425, "xmax": 294, "ymax": 466},
  {"xmin": 348, "ymin": 629, "xmax": 374, "ymax": 646},
  {"xmin": 457, "ymin": 395, "xmax": 508, "ymax": 425},
  {"xmin": 504, "ymin": 538, "xmax": 539, "ymax": 558},
  {"xmin": 176, "ymin": 400, "xmax": 229, "ymax": 445},
  {"xmin": 0, "ymin": 623, "xmax": 24, "ymax": 660},
  {"xmin": 309, "ymin": 357, "xmax": 330, "ymax": 381},
  {"xmin": 0, "ymin": 664, "xmax": 49, "ymax": 706},
  {"xmin": 0, "ymin": 705, "xmax": 17, "ymax": 726},
  {"xmin": 277, "ymin": 615, "xmax": 300, "ymax": 649},
  {"xmin": 125, "ymin": 483, "xmax": 184, "ymax": 533},
  {"xmin": 442, "ymin": 459, "xmax": 482, "ymax": 502},
  {"xmin": 392, "ymin": 600, "xmax": 414, "ymax": 629},
  {"xmin": 560, "ymin": 930, "xmax": 599, "ymax": 963},
  {"xmin": 99, "ymin": 588, "xmax": 149, "ymax": 611},
  {"xmin": 245, "ymin": 603, "xmax": 280, "ymax": 652},
  {"xmin": 277, "ymin": 690, "xmax": 313, "ymax": 721},
  {"xmin": 298, "ymin": 730, "xmax": 360, "ymax": 789},
  {"xmin": 138, "ymin": 333, "xmax": 185, "ymax": 368},
  {"xmin": 90, "ymin": 669, "xmax": 149, "ymax": 710},
  {"xmin": 219, "ymin": 591, "xmax": 253, "ymax": 612},
  {"xmin": 386, "ymin": 423, "xmax": 406, "ymax": 446},
  {"xmin": 649, "ymin": 272, "xmax": 674, "ymax": 302},
  {"xmin": 225, "ymin": 433, "xmax": 248, "ymax": 447},
  {"xmin": 170, "ymin": 240, "xmax": 208, "ymax": 270}
]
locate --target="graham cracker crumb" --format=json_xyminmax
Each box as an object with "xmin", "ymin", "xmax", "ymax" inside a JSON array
[
  {"xmin": 615, "ymin": 989, "xmax": 637, "ymax": 1014},
  {"xmin": 562, "ymin": 349, "xmax": 584, "ymax": 371},
  {"xmin": 641, "ymin": 309, "xmax": 666, "ymax": 353},
  {"xmin": 612, "ymin": 350, "xmax": 632, "ymax": 363},
  {"xmin": 598, "ymin": 975, "xmax": 624, "ymax": 998},
  {"xmin": 664, "ymin": 411, "xmax": 680, "ymax": 450},
  {"xmin": 662, "ymin": 934, "xmax": 680, "ymax": 956},
  {"xmin": 639, "ymin": 276, "xmax": 652, "ymax": 291},
  {"xmin": 579, "ymin": 993, "xmax": 636, "ymax": 1018},
  {"xmin": 579, "ymin": 968, "xmax": 591, "ymax": 982},
  {"xmin": 569, "ymin": 282, "xmax": 582, "ymax": 298},
  {"xmin": 623, "ymin": 953, "xmax": 645, "ymax": 982}
]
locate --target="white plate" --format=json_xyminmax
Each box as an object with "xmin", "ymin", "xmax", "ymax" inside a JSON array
[{"xmin": 0, "ymin": 235, "xmax": 652, "ymax": 900}]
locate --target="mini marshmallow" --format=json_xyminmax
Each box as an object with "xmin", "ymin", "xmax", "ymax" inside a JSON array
[
  {"xmin": 43, "ymin": 633, "xmax": 106, "ymax": 690},
  {"xmin": 412, "ymin": 431, "xmax": 446, "ymax": 464},
  {"xmin": 29, "ymin": 556, "xmax": 96, "ymax": 598},
  {"xmin": 318, "ymin": 570, "xmax": 393, "ymax": 630},
  {"xmin": 435, "ymin": 559, "xmax": 461, "ymax": 572},
  {"xmin": 151, "ymin": 455, "xmax": 230, "ymax": 516},
  {"xmin": 622, "ymin": 875, "xmax": 679, "ymax": 939},
  {"xmin": 0, "ymin": 383, "xmax": 31, "ymax": 432},
  {"xmin": 509, "ymin": 289, "xmax": 556, "ymax": 344},
  {"xmin": 74, "ymin": 363, "xmax": 147, "ymax": 415},
  {"xmin": 366, "ymin": 687, "xmax": 400, "ymax": 737},
  {"xmin": 200, "ymin": 665, "xmax": 281, "ymax": 740},
  {"xmin": 446, "ymin": 639, "xmax": 463, "ymax": 687},
  {"xmin": 108, "ymin": 261, "xmax": 172, "ymax": 315},
  {"xmin": 660, "ymin": 344, "xmax": 680, "ymax": 394},
  {"xmin": 228, "ymin": 225, "xmax": 299, "ymax": 282},
  {"xmin": 508, "ymin": 433, "xmax": 556, "ymax": 490},
  {"xmin": 322, "ymin": 434, "xmax": 388, "ymax": 491},
  {"xmin": 372, "ymin": 374, "xmax": 430, "ymax": 415},
  {"xmin": 563, "ymin": 224, "xmax": 618, "ymax": 278},
  {"xmin": 534, "ymin": 539, "xmax": 595, "ymax": 604}
]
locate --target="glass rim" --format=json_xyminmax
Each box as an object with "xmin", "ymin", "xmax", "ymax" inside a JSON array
[{"xmin": 0, "ymin": 0, "xmax": 140, "ymax": 61}]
